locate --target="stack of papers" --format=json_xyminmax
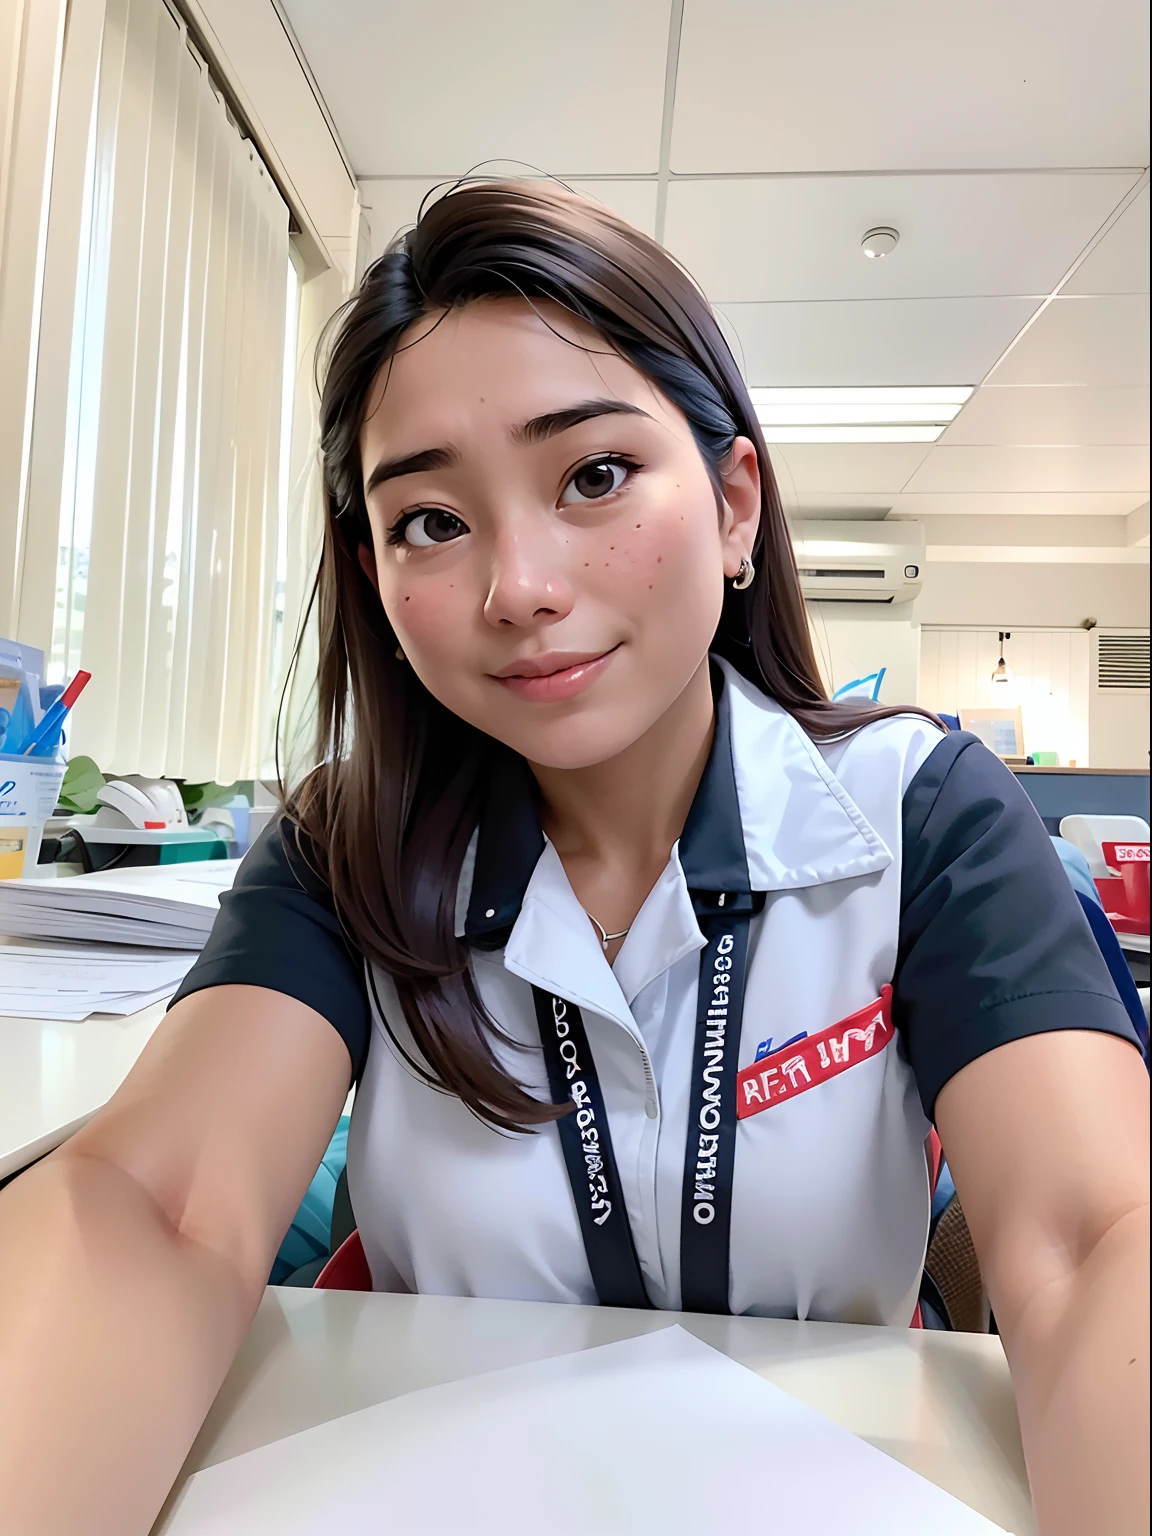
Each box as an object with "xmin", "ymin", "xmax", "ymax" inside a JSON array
[
  {"xmin": 0, "ymin": 861, "xmax": 238, "ymax": 949},
  {"xmin": 163, "ymin": 1327, "xmax": 1006, "ymax": 1535},
  {"xmin": 0, "ymin": 942, "xmax": 198, "ymax": 1019}
]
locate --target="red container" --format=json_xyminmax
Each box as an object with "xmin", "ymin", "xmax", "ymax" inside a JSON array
[{"xmin": 1094, "ymin": 841, "xmax": 1150, "ymax": 936}]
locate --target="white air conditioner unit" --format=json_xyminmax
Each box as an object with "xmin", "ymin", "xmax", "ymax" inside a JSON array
[{"xmin": 790, "ymin": 521, "xmax": 925, "ymax": 605}]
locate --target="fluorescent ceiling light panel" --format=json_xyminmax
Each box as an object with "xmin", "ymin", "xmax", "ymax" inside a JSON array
[
  {"xmin": 750, "ymin": 386, "xmax": 973, "ymax": 443},
  {"xmin": 749, "ymin": 388, "xmax": 974, "ymax": 407},
  {"xmin": 763, "ymin": 425, "xmax": 945, "ymax": 443},
  {"xmin": 755, "ymin": 403, "xmax": 963, "ymax": 425}
]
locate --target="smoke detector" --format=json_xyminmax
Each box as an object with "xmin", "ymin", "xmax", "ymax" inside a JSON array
[{"xmin": 861, "ymin": 227, "xmax": 899, "ymax": 259}]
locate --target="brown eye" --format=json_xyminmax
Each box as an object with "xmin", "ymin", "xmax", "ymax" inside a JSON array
[
  {"xmin": 561, "ymin": 459, "xmax": 630, "ymax": 504},
  {"xmin": 402, "ymin": 509, "xmax": 468, "ymax": 547}
]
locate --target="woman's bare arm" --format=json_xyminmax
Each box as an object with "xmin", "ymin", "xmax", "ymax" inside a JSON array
[
  {"xmin": 0, "ymin": 985, "xmax": 352, "ymax": 1536},
  {"xmin": 937, "ymin": 1030, "xmax": 1149, "ymax": 1536}
]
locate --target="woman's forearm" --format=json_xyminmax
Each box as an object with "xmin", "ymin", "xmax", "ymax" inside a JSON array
[
  {"xmin": 0, "ymin": 1149, "xmax": 261, "ymax": 1536},
  {"xmin": 1006, "ymin": 1202, "xmax": 1149, "ymax": 1536}
]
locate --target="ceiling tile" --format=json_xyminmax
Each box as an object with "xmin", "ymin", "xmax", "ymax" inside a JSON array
[
  {"xmin": 941, "ymin": 386, "xmax": 1150, "ymax": 446},
  {"xmin": 1062, "ymin": 186, "xmax": 1150, "ymax": 296},
  {"xmin": 904, "ymin": 445, "xmax": 1150, "ymax": 493},
  {"xmin": 664, "ymin": 174, "xmax": 1137, "ymax": 303},
  {"xmin": 281, "ymin": 0, "xmax": 671, "ymax": 176},
  {"xmin": 768, "ymin": 443, "xmax": 932, "ymax": 495},
  {"xmin": 789, "ymin": 493, "xmax": 897, "ymax": 516},
  {"xmin": 986, "ymin": 295, "xmax": 1151, "ymax": 386},
  {"xmin": 888, "ymin": 491, "xmax": 1150, "ymax": 517},
  {"xmin": 719, "ymin": 297, "xmax": 1041, "ymax": 386},
  {"xmin": 360, "ymin": 178, "xmax": 660, "ymax": 261},
  {"xmin": 671, "ymin": 0, "xmax": 1149, "ymax": 172}
]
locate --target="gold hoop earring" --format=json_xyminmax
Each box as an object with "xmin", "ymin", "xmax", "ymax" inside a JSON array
[
  {"xmin": 395, "ymin": 645, "xmax": 406, "ymax": 663},
  {"xmin": 732, "ymin": 556, "xmax": 755, "ymax": 590}
]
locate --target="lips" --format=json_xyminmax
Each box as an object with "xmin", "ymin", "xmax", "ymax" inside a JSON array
[
  {"xmin": 493, "ymin": 649, "xmax": 611, "ymax": 680},
  {"xmin": 490, "ymin": 645, "xmax": 620, "ymax": 703}
]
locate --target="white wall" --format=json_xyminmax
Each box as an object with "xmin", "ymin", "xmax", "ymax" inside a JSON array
[
  {"xmin": 807, "ymin": 605, "xmax": 920, "ymax": 707},
  {"xmin": 913, "ymin": 562, "xmax": 1149, "ymax": 765},
  {"xmin": 920, "ymin": 627, "xmax": 1090, "ymax": 764},
  {"xmin": 917, "ymin": 561, "xmax": 1149, "ymax": 629},
  {"xmin": 803, "ymin": 561, "xmax": 1148, "ymax": 766}
]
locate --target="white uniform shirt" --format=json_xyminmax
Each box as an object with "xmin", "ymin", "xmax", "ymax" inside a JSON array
[{"xmin": 177, "ymin": 659, "xmax": 1138, "ymax": 1320}]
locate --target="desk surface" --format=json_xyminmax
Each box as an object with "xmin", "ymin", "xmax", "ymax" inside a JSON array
[
  {"xmin": 155, "ymin": 1289, "xmax": 1035, "ymax": 1535},
  {"xmin": 0, "ymin": 998, "xmax": 168, "ymax": 1179},
  {"xmin": 1013, "ymin": 766, "xmax": 1147, "ymax": 776}
]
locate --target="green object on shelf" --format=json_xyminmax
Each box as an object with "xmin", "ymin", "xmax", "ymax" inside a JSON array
[
  {"xmin": 57, "ymin": 755, "xmax": 105, "ymax": 814},
  {"xmin": 180, "ymin": 780, "xmax": 238, "ymax": 814},
  {"xmin": 1031, "ymin": 751, "xmax": 1059, "ymax": 766}
]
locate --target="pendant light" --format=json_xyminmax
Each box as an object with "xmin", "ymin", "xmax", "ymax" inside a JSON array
[{"xmin": 991, "ymin": 632, "xmax": 1012, "ymax": 685}]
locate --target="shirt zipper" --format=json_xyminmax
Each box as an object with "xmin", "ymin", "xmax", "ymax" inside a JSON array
[{"xmin": 639, "ymin": 1042, "xmax": 658, "ymax": 1118}]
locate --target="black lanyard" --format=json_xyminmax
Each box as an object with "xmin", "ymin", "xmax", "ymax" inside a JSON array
[{"xmin": 533, "ymin": 889, "xmax": 758, "ymax": 1314}]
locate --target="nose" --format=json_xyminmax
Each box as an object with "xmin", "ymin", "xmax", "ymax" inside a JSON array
[{"xmin": 482, "ymin": 522, "xmax": 575, "ymax": 630}]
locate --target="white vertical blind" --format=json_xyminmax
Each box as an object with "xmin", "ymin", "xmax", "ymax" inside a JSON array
[
  {"xmin": 919, "ymin": 627, "xmax": 1090, "ymax": 765},
  {"xmin": 0, "ymin": 0, "xmax": 67, "ymax": 636},
  {"xmin": 18, "ymin": 0, "xmax": 292, "ymax": 784}
]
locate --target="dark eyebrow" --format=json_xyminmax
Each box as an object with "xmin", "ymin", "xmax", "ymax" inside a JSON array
[
  {"xmin": 512, "ymin": 398, "xmax": 651, "ymax": 446},
  {"xmin": 363, "ymin": 399, "xmax": 648, "ymax": 496},
  {"xmin": 364, "ymin": 445, "xmax": 459, "ymax": 498}
]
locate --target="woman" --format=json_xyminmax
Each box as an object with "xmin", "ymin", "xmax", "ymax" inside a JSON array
[{"xmin": 0, "ymin": 183, "xmax": 1146, "ymax": 1535}]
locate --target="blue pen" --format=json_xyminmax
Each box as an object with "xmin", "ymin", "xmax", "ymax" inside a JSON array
[{"xmin": 16, "ymin": 670, "xmax": 91, "ymax": 756}]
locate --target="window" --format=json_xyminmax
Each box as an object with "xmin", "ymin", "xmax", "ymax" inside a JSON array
[{"xmin": 26, "ymin": 0, "xmax": 297, "ymax": 783}]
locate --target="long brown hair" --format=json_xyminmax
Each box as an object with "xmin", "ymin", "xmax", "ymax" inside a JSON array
[{"xmin": 286, "ymin": 180, "xmax": 936, "ymax": 1132}]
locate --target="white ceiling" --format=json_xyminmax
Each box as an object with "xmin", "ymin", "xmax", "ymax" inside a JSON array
[
  {"xmin": 716, "ymin": 296, "xmax": 1044, "ymax": 385},
  {"xmin": 280, "ymin": 0, "xmax": 1151, "ymax": 532},
  {"xmin": 671, "ymin": 0, "xmax": 1149, "ymax": 172},
  {"xmin": 984, "ymin": 295, "xmax": 1151, "ymax": 387},
  {"xmin": 940, "ymin": 387, "xmax": 1149, "ymax": 446},
  {"xmin": 278, "ymin": 0, "xmax": 671, "ymax": 174},
  {"xmin": 662, "ymin": 173, "xmax": 1139, "ymax": 302},
  {"xmin": 1062, "ymin": 186, "xmax": 1149, "ymax": 294}
]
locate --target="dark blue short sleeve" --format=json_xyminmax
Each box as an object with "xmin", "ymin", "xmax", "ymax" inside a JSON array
[
  {"xmin": 170, "ymin": 818, "xmax": 369, "ymax": 1081},
  {"xmin": 896, "ymin": 733, "xmax": 1141, "ymax": 1117}
]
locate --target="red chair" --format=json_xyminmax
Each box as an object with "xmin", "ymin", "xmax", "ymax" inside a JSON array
[
  {"xmin": 314, "ymin": 1229, "xmax": 372, "ymax": 1290},
  {"xmin": 1097, "ymin": 840, "xmax": 1150, "ymax": 936}
]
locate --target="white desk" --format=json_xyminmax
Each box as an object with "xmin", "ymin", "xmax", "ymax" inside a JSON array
[
  {"xmin": 155, "ymin": 1289, "xmax": 1035, "ymax": 1535},
  {"xmin": 0, "ymin": 997, "xmax": 169, "ymax": 1179},
  {"xmin": 1118, "ymin": 931, "xmax": 1149, "ymax": 955},
  {"xmin": 0, "ymin": 995, "xmax": 356, "ymax": 1181}
]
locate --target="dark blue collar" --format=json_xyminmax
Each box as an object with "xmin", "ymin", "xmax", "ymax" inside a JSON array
[{"xmin": 463, "ymin": 664, "xmax": 754, "ymax": 948}]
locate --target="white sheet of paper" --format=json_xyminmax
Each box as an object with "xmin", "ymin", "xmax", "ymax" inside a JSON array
[
  {"xmin": 164, "ymin": 1326, "xmax": 1007, "ymax": 1536},
  {"xmin": 0, "ymin": 862, "xmax": 239, "ymax": 947},
  {"xmin": 0, "ymin": 942, "xmax": 195, "ymax": 1016}
]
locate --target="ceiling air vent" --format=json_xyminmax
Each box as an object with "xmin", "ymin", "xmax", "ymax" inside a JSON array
[{"xmin": 1096, "ymin": 632, "xmax": 1150, "ymax": 690}]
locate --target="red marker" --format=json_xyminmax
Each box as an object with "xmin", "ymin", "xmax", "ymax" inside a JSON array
[{"xmin": 18, "ymin": 670, "xmax": 92, "ymax": 756}]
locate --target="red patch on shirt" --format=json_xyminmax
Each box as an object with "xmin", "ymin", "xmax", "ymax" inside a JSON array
[{"xmin": 736, "ymin": 986, "xmax": 894, "ymax": 1119}]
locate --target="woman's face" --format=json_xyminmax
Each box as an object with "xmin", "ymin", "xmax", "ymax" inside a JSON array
[{"xmin": 358, "ymin": 299, "xmax": 760, "ymax": 770}]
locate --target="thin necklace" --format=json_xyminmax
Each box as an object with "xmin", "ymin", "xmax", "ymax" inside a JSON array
[{"xmin": 585, "ymin": 910, "xmax": 631, "ymax": 951}]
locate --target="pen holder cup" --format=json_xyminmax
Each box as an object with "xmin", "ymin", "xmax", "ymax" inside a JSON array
[{"xmin": 0, "ymin": 752, "xmax": 68, "ymax": 879}]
